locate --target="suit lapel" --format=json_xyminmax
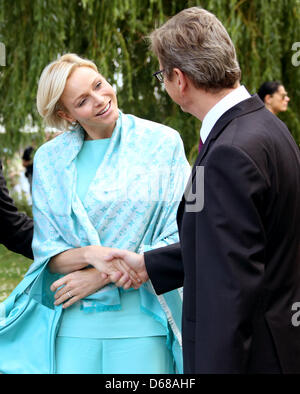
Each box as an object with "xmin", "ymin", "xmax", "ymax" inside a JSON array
[
  {"xmin": 177, "ymin": 95, "xmax": 264, "ymax": 226},
  {"xmin": 192, "ymin": 94, "xmax": 264, "ymax": 177}
]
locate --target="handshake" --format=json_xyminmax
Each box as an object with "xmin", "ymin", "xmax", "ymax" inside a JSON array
[
  {"xmin": 98, "ymin": 249, "xmax": 149, "ymax": 290},
  {"xmin": 49, "ymin": 246, "xmax": 149, "ymax": 309}
]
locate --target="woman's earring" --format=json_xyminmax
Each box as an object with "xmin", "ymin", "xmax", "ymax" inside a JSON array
[{"xmin": 70, "ymin": 120, "xmax": 79, "ymax": 131}]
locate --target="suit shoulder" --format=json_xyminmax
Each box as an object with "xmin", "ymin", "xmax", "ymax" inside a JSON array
[
  {"xmin": 231, "ymin": 107, "xmax": 289, "ymax": 142},
  {"xmin": 218, "ymin": 107, "xmax": 296, "ymax": 157},
  {"xmin": 212, "ymin": 107, "xmax": 300, "ymax": 185}
]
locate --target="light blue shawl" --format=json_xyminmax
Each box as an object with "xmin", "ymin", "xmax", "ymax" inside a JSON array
[{"xmin": 28, "ymin": 111, "xmax": 191, "ymax": 372}]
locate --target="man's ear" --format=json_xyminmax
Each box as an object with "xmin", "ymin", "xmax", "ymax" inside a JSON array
[
  {"xmin": 57, "ymin": 109, "xmax": 75, "ymax": 124},
  {"xmin": 173, "ymin": 68, "xmax": 188, "ymax": 94}
]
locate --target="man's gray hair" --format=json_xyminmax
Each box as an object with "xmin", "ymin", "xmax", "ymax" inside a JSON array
[{"xmin": 149, "ymin": 7, "xmax": 241, "ymax": 92}]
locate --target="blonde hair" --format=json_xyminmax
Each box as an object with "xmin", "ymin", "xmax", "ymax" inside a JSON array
[
  {"xmin": 36, "ymin": 53, "xmax": 98, "ymax": 130},
  {"xmin": 149, "ymin": 7, "xmax": 241, "ymax": 92}
]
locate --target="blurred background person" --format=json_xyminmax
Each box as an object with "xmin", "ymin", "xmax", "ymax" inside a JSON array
[
  {"xmin": 257, "ymin": 81, "xmax": 290, "ymax": 115},
  {"xmin": 22, "ymin": 144, "xmax": 35, "ymax": 194}
]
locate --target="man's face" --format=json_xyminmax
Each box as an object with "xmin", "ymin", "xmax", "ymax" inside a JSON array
[
  {"xmin": 159, "ymin": 61, "xmax": 187, "ymax": 112},
  {"xmin": 158, "ymin": 62, "xmax": 177, "ymax": 103}
]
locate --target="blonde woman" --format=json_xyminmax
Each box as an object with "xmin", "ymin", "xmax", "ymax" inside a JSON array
[{"xmin": 0, "ymin": 53, "xmax": 190, "ymax": 374}]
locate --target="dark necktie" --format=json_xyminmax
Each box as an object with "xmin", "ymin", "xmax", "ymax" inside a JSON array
[{"xmin": 198, "ymin": 136, "xmax": 204, "ymax": 153}]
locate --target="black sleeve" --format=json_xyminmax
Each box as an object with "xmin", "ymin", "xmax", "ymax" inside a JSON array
[
  {"xmin": 193, "ymin": 145, "xmax": 267, "ymax": 373},
  {"xmin": 144, "ymin": 242, "xmax": 184, "ymax": 294},
  {"xmin": 0, "ymin": 161, "xmax": 34, "ymax": 259}
]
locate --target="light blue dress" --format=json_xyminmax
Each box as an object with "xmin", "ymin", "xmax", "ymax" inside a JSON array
[{"xmin": 56, "ymin": 138, "xmax": 171, "ymax": 373}]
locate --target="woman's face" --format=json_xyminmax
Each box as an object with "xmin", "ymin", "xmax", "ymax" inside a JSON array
[
  {"xmin": 267, "ymin": 85, "xmax": 290, "ymax": 115},
  {"xmin": 59, "ymin": 66, "xmax": 119, "ymax": 137}
]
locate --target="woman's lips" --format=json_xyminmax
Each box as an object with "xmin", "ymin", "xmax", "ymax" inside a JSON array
[{"xmin": 96, "ymin": 100, "xmax": 111, "ymax": 117}]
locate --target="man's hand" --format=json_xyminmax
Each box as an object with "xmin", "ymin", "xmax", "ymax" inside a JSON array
[{"xmin": 103, "ymin": 250, "xmax": 149, "ymax": 289}]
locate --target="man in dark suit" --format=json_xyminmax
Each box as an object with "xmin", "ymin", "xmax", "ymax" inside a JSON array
[
  {"xmin": 0, "ymin": 160, "xmax": 33, "ymax": 259},
  {"xmin": 103, "ymin": 7, "xmax": 300, "ymax": 373}
]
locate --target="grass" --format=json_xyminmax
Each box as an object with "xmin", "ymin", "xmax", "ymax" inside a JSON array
[{"xmin": 0, "ymin": 244, "xmax": 32, "ymax": 302}]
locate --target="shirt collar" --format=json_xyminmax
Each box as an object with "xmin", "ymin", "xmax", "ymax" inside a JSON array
[{"xmin": 200, "ymin": 85, "xmax": 251, "ymax": 143}]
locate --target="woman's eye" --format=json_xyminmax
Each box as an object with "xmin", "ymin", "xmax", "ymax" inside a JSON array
[
  {"xmin": 78, "ymin": 98, "xmax": 86, "ymax": 107},
  {"xmin": 95, "ymin": 81, "xmax": 102, "ymax": 89}
]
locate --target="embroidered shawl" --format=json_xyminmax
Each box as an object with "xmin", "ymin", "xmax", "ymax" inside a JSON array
[{"xmin": 28, "ymin": 111, "xmax": 191, "ymax": 372}]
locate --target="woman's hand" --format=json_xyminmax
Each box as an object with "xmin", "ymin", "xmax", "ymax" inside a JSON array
[
  {"xmin": 50, "ymin": 267, "xmax": 110, "ymax": 309},
  {"xmin": 48, "ymin": 245, "xmax": 121, "ymax": 275},
  {"xmin": 48, "ymin": 246, "xmax": 140, "ymax": 285},
  {"xmin": 84, "ymin": 245, "xmax": 141, "ymax": 286}
]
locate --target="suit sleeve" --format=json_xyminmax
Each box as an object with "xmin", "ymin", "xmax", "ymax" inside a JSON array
[
  {"xmin": 194, "ymin": 144, "xmax": 267, "ymax": 373},
  {"xmin": 0, "ymin": 161, "xmax": 34, "ymax": 259},
  {"xmin": 144, "ymin": 242, "xmax": 184, "ymax": 294}
]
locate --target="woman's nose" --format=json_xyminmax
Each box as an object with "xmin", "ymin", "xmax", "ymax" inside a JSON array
[{"xmin": 92, "ymin": 92, "xmax": 105, "ymax": 106}]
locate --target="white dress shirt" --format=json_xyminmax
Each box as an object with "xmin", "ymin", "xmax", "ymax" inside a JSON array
[{"xmin": 200, "ymin": 85, "xmax": 251, "ymax": 143}]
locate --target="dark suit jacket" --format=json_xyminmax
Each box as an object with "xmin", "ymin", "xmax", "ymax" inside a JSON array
[
  {"xmin": 145, "ymin": 95, "xmax": 300, "ymax": 373},
  {"xmin": 0, "ymin": 160, "xmax": 33, "ymax": 259}
]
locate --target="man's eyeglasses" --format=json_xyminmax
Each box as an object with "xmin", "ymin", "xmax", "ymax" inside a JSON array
[{"xmin": 152, "ymin": 69, "xmax": 165, "ymax": 83}]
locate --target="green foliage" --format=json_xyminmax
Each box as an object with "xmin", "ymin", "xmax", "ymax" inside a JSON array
[
  {"xmin": 0, "ymin": 0, "xmax": 299, "ymax": 166},
  {"xmin": 0, "ymin": 244, "xmax": 31, "ymax": 302}
]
